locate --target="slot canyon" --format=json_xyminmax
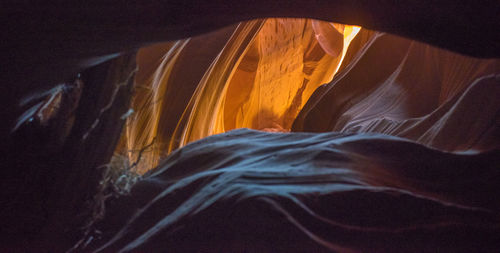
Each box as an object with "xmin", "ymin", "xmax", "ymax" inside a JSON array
[{"xmin": 1, "ymin": 1, "xmax": 499, "ymax": 252}]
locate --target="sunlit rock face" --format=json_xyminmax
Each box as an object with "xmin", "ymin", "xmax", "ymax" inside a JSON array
[
  {"xmin": 118, "ymin": 18, "xmax": 360, "ymax": 173},
  {"xmin": 224, "ymin": 20, "xmax": 359, "ymax": 133}
]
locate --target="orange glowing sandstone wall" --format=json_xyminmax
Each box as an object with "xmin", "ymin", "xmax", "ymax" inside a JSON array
[{"xmin": 118, "ymin": 18, "xmax": 360, "ymax": 173}]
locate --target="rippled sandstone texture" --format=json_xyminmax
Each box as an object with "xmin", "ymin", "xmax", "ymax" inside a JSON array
[{"xmin": 90, "ymin": 129, "xmax": 500, "ymax": 253}]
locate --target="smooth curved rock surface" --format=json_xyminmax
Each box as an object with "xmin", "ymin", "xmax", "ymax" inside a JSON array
[{"xmin": 89, "ymin": 129, "xmax": 500, "ymax": 253}]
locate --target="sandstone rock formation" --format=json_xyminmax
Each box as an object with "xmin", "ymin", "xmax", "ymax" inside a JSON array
[{"xmin": 1, "ymin": 2, "xmax": 499, "ymax": 252}]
